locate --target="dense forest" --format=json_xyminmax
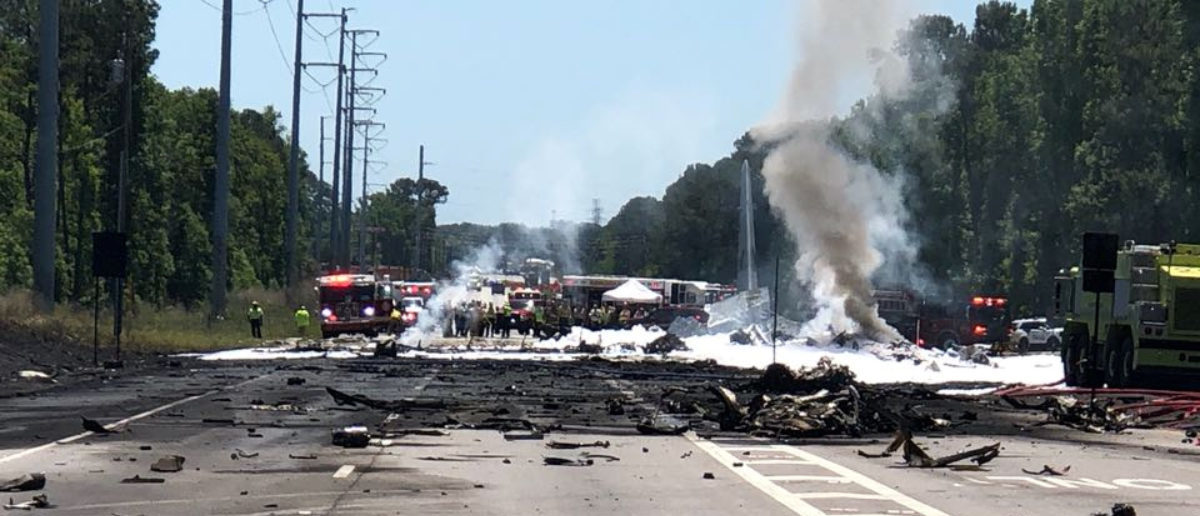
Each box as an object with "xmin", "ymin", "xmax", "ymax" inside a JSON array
[
  {"xmin": 438, "ymin": 0, "xmax": 1200, "ymax": 317},
  {"xmin": 0, "ymin": 1, "xmax": 441, "ymax": 310},
  {"xmin": 4, "ymin": 0, "xmax": 1200, "ymax": 320}
]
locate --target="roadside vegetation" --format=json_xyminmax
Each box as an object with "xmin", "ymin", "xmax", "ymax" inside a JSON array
[{"xmin": 0, "ymin": 289, "xmax": 315, "ymax": 354}]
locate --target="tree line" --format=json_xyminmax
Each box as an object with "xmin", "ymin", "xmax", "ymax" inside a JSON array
[
  {"xmin": 4, "ymin": 0, "xmax": 1197, "ymax": 321},
  {"xmin": 441, "ymin": 0, "xmax": 1200, "ymax": 318},
  {"xmin": 0, "ymin": 1, "xmax": 445, "ymax": 310}
]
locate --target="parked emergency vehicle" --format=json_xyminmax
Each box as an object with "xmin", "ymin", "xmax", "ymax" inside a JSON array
[{"xmin": 317, "ymin": 273, "xmax": 393, "ymax": 338}]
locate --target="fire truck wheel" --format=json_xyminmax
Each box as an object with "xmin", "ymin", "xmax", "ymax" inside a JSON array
[
  {"xmin": 1062, "ymin": 334, "xmax": 1081, "ymax": 386},
  {"xmin": 1107, "ymin": 335, "xmax": 1134, "ymax": 388}
]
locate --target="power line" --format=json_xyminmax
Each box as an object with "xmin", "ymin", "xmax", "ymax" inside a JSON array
[
  {"xmin": 261, "ymin": 0, "xmax": 294, "ymax": 76},
  {"xmin": 197, "ymin": 0, "xmax": 262, "ymax": 16}
]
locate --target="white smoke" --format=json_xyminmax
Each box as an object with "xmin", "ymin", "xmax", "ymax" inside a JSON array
[
  {"xmin": 755, "ymin": 0, "xmax": 929, "ymax": 341},
  {"xmin": 399, "ymin": 240, "xmax": 503, "ymax": 346}
]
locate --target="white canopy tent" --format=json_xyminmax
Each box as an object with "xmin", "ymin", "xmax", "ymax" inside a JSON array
[{"xmin": 601, "ymin": 279, "xmax": 663, "ymax": 304}]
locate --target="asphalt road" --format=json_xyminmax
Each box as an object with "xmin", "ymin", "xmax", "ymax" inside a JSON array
[{"xmin": 1, "ymin": 357, "xmax": 1197, "ymax": 515}]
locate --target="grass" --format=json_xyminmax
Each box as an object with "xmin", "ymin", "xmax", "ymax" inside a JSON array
[{"xmin": 0, "ymin": 288, "xmax": 320, "ymax": 354}]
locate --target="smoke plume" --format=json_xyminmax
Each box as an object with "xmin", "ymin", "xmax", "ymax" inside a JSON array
[{"xmin": 755, "ymin": 1, "xmax": 925, "ymax": 341}]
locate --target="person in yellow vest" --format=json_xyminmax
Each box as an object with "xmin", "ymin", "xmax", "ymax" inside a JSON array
[
  {"xmin": 294, "ymin": 305, "xmax": 311, "ymax": 337},
  {"xmin": 247, "ymin": 301, "xmax": 265, "ymax": 338},
  {"xmin": 389, "ymin": 306, "xmax": 404, "ymax": 334}
]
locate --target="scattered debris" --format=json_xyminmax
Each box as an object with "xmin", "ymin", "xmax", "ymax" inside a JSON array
[
  {"xmin": 286, "ymin": 377, "xmax": 306, "ymax": 386},
  {"xmin": 710, "ymin": 384, "xmax": 747, "ymax": 430},
  {"xmin": 856, "ymin": 430, "xmax": 909, "ymax": 459},
  {"xmin": 901, "ymin": 437, "xmax": 1000, "ymax": 468},
  {"xmin": 636, "ymin": 414, "xmax": 689, "ymax": 435},
  {"xmin": 326, "ymin": 387, "xmax": 446, "ymax": 412},
  {"xmin": 546, "ymin": 440, "xmax": 610, "ymax": 450},
  {"xmin": 332, "ymin": 426, "xmax": 370, "ymax": 448},
  {"xmin": 605, "ymin": 398, "xmax": 626, "ymax": 415},
  {"xmin": 543, "ymin": 456, "xmax": 594, "ymax": 467},
  {"xmin": 149, "ymin": 455, "xmax": 185, "ymax": 473},
  {"xmin": 645, "ymin": 334, "xmax": 689, "ymax": 355},
  {"xmin": 289, "ymin": 453, "xmax": 317, "ymax": 460},
  {"xmin": 233, "ymin": 449, "xmax": 258, "ymax": 459},
  {"xmin": 2, "ymin": 494, "xmax": 49, "ymax": 510},
  {"xmin": 502, "ymin": 432, "xmax": 544, "ymax": 441},
  {"xmin": 1091, "ymin": 504, "xmax": 1137, "ymax": 516},
  {"xmin": 16, "ymin": 370, "xmax": 52, "ymax": 382},
  {"xmin": 138, "ymin": 445, "xmax": 152, "ymax": 451},
  {"xmin": 702, "ymin": 472, "xmax": 715, "ymax": 479},
  {"xmin": 1022, "ymin": 464, "xmax": 1070, "ymax": 476},
  {"xmin": 80, "ymin": 416, "xmax": 111, "ymax": 434},
  {"xmin": 583, "ymin": 453, "xmax": 620, "ymax": 462},
  {"xmin": 0, "ymin": 474, "xmax": 45, "ymax": 492},
  {"xmin": 120, "ymin": 475, "xmax": 165, "ymax": 484},
  {"xmin": 201, "ymin": 418, "xmax": 235, "ymax": 425}
]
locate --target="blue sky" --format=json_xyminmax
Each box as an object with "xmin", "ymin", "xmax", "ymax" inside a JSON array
[{"xmin": 153, "ymin": 0, "xmax": 1000, "ymax": 226}]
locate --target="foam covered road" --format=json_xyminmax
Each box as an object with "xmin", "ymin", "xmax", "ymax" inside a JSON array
[{"xmin": 0, "ymin": 357, "xmax": 1197, "ymax": 515}]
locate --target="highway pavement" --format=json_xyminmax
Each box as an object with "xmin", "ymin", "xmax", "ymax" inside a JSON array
[{"xmin": 1, "ymin": 357, "xmax": 1197, "ymax": 515}]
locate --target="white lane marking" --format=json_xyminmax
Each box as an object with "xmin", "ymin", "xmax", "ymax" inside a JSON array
[
  {"xmin": 766, "ymin": 475, "xmax": 853, "ymax": 484},
  {"xmin": 687, "ymin": 434, "xmax": 826, "ymax": 516},
  {"xmin": 0, "ymin": 375, "xmax": 264, "ymax": 465},
  {"xmin": 332, "ymin": 465, "xmax": 355, "ymax": 478},
  {"xmin": 746, "ymin": 459, "xmax": 817, "ymax": 465},
  {"xmin": 776, "ymin": 446, "xmax": 950, "ymax": 516},
  {"xmin": 793, "ymin": 492, "xmax": 889, "ymax": 500}
]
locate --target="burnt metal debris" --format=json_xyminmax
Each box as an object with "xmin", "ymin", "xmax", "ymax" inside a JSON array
[
  {"xmin": 2, "ymin": 493, "xmax": 49, "ymax": 510},
  {"xmin": 0, "ymin": 474, "xmax": 45, "ymax": 492},
  {"xmin": 149, "ymin": 455, "xmax": 185, "ymax": 473},
  {"xmin": 332, "ymin": 426, "xmax": 371, "ymax": 448},
  {"xmin": 80, "ymin": 416, "xmax": 111, "ymax": 434}
]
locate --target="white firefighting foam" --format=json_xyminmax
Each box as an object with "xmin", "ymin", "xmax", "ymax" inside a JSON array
[{"xmin": 187, "ymin": 326, "xmax": 1061, "ymax": 387}]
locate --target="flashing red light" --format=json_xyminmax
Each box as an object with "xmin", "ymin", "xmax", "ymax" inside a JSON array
[
  {"xmin": 972, "ymin": 324, "xmax": 987, "ymax": 336},
  {"xmin": 971, "ymin": 296, "xmax": 985, "ymax": 305},
  {"xmin": 327, "ymin": 314, "xmax": 338, "ymax": 322},
  {"xmin": 423, "ymin": 287, "xmax": 432, "ymax": 294},
  {"xmin": 917, "ymin": 338, "xmax": 926, "ymax": 346},
  {"xmin": 995, "ymin": 298, "xmax": 1007, "ymax": 306},
  {"xmin": 323, "ymin": 274, "xmax": 353, "ymax": 287}
]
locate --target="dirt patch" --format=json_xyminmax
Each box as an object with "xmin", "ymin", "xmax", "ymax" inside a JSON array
[{"xmin": 0, "ymin": 319, "xmax": 162, "ymax": 398}]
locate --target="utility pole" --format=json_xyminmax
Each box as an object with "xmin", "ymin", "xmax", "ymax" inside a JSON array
[
  {"xmin": 341, "ymin": 32, "xmax": 355, "ymax": 267},
  {"xmin": 210, "ymin": 0, "xmax": 232, "ymax": 317},
  {"xmin": 284, "ymin": 0, "xmax": 304, "ymax": 288},
  {"xmin": 356, "ymin": 120, "xmax": 384, "ymax": 265},
  {"xmin": 33, "ymin": 0, "xmax": 59, "ymax": 311},
  {"xmin": 114, "ymin": 30, "xmax": 133, "ymax": 355},
  {"xmin": 413, "ymin": 145, "xmax": 429, "ymax": 270},
  {"xmin": 317, "ymin": 115, "xmax": 328, "ymax": 262},
  {"xmin": 301, "ymin": 9, "xmax": 348, "ymax": 269},
  {"xmin": 327, "ymin": 8, "xmax": 347, "ymax": 268},
  {"xmin": 591, "ymin": 198, "xmax": 601, "ymax": 226},
  {"xmin": 341, "ymin": 29, "xmax": 379, "ymax": 267}
]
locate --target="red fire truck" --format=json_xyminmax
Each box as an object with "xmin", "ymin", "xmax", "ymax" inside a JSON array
[
  {"xmin": 873, "ymin": 289, "xmax": 1012, "ymax": 349},
  {"xmin": 317, "ymin": 273, "xmax": 393, "ymax": 338}
]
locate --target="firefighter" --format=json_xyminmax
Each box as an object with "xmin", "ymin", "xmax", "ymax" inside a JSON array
[
  {"xmin": 533, "ymin": 304, "xmax": 546, "ymax": 339},
  {"xmin": 389, "ymin": 306, "xmax": 404, "ymax": 334},
  {"xmin": 484, "ymin": 305, "xmax": 496, "ymax": 338},
  {"xmin": 247, "ymin": 301, "xmax": 265, "ymax": 338},
  {"xmin": 500, "ymin": 303, "xmax": 512, "ymax": 338},
  {"xmin": 294, "ymin": 305, "xmax": 311, "ymax": 337},
  {"xmin": 587, "ymin": 305, "xmax": 598, "ymax": 330}
]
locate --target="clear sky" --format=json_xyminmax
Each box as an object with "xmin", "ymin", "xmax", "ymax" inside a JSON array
[{"xmin": 153, "ymin": 0, "xmax": 1003, "ymax": 226}]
